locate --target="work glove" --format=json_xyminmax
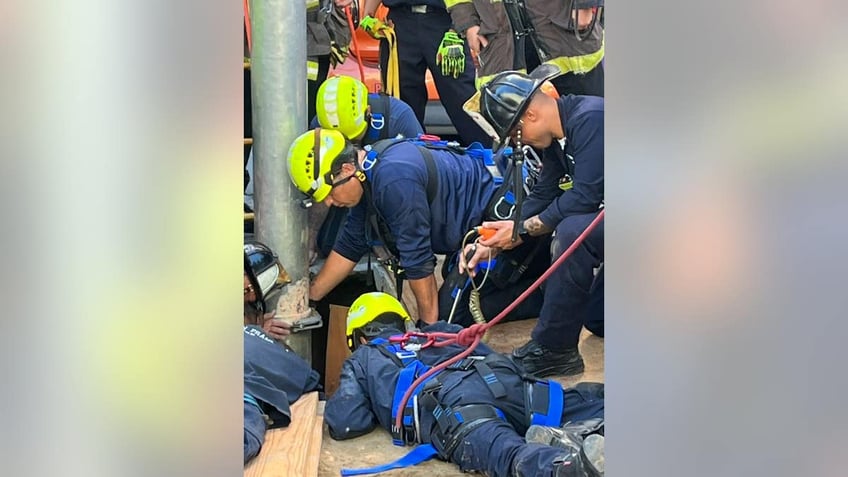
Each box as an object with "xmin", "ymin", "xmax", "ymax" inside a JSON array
[
  {"xmin": 436, "ymin": 31, "xmax": 466, "ymax": 78},
  {"xmin": 329, "ymin": 41, "xmax": 349, "ymax": 67},
  {"xmin": 359, "ymin": 15, "xmax": 389, "ymax": 39}
]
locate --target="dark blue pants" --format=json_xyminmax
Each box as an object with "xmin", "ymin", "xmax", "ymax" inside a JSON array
[
  {"xmin": 444, "ymin": 382, "xmax": 604, "ymax": 477},
  {"xmin": 532, "ymin": 213, "xmax": 604, "ymax": 351},
  {"xmin": 381, "ymin": 7, "xmax": 491, "ymax": 146},
  {"xmin": 585, "ymin": 266, "xmax": 604, "ymax": 337}
]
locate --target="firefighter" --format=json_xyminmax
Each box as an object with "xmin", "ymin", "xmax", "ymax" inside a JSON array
[
  {"xmin": 311, "ymin": 75, "xmax": 424, "ymax": 146},
  {"xmin": 325, "ymin": 292, "xmax": 605, "ymax": 476},
  {"xmin": 286, "ymin": 128, "xmax": 498, "ymax": 325},
  {"xmin": 446, "ymin": 0, "xmax": 604, "ymax": 96},
  {"xmin": 243, "ymin": 241, "xmax": 320, "ymax": 464},
  {"xmin": 309, "ymin": 75, "xmax": 426, "ymax": 258},
  {"xmin": 464, "ymin": 70, "xmax": 604, "ymax": 377},
  {"xmin": 244, "ymin": 240, "xmax": 294, "ymax": 340},
  {"xmin": 360, "ymin": 0, "xmax": 492, "ymax": 146}
]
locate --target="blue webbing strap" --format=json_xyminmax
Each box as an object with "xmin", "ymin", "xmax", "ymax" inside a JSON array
[
  {"xmin": 391, "ymin": 363, "xmax": 419, "ymax": 445},
  {"xmin": 339, "ymin": 443, "xmax": 439, "ymax": 476},
  {"xmin": 243, "ymin": 393, "xmax": 261, "ymax": 410}
]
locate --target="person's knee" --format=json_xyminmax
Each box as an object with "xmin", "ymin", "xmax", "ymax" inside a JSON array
[{"xmin": 551, "ymin": 218, "xmax": 582, "ymax": 258}]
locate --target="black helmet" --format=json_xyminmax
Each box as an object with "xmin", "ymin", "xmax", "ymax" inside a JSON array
[
  {"xmin": 244, "ymin": 240, "xmax": 291, "ymax": 312},
  {"xmin": 479, "ymin": 70, "xmax": 547, "ymax": 142}
]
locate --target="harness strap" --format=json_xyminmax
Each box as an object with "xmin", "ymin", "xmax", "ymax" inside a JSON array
[
  {"xmin": 365, "ymin": 94, "xmax": 392, "ymax": 143},
  {"xmin": 339, "ymin": 443, "xmax": 439, "ymax": 476},
  {"xmin": 432, "ymin": 404, "xmax": 506, "ymax": 458},
  {"xmin": 391, "ymin": 361, "xmax": 440, "ymax": 446},
  {"xmin": 474, "ymin": 361, "xmax": 507, "ymax": 399}
]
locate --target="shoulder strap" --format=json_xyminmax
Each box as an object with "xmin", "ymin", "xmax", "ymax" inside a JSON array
[
  {"xmin": 366, "ymin": 94, "xmax": 392, "ymax": 142},
  {"xmin": 416, "ymin": 146, "xmax": 438, "ymax": 204},
  {"xmin": 364, "ymin": 138, "xmax": 438, "ymax": 204}
]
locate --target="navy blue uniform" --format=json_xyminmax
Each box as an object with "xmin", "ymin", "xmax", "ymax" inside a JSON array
[
  {"xmin": 379, "ymin": 1, "xmax": 491, "ymax": 147},
  {"xmin": 243, "ymin": 326, "xmax": 321, "ymax": 464},
  {"xmin": 442, "ymin": 95, "xmax": 604, "ymax": 341},
  {"xmin": 325, "ymin": 322, "xmax": 604, "ymax": 477},
  {"xmin": 312, "ymin": 94, "xmax": 426, "ymax": 256},
  {"xmin": 333, "ymin": 141, "xmax": 495, "ymax": 280},
  {"xmin": 524, "ymin": 95, "xmax": 604, "ymax": 351},
  {"xmin": 309, "ymin": 93, "xmax": 424, "ymax": 145}
]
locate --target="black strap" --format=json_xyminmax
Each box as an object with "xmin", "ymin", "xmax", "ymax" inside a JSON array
[
  {"xmin": 432, "ymin": 404, "xmax": 505, "ymax": 458},
  {"xmin": 370, "ymin": 94, "xmax": 392, "ymax": 141},
  {"xmin": 473, "ymin": 361, "xmax": 507, "ymax": 399},
  {"xmin": 417, "ymin": 146, "xmax": 438, "ymax": 204},
  {"xmin": 361, "ymin": 139, "xmax": 440, "ymax": 299}
]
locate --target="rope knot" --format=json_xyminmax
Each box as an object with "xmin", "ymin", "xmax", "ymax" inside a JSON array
[{"xmin": 456, "ymin": 323, "xmax": 486, "ymax": 346}]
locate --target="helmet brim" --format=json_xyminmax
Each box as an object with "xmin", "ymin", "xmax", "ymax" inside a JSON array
[{"xmin": 479, "ymin": 71, "xmax": 548, "ymax": 143}]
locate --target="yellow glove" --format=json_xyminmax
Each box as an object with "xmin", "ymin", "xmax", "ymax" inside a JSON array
[
  {"xmin": 329, "ymin": 41, "xmax": 349, "ymax": 67},
  {"xmin": 436, "ymin": 31, "xmax": 466, "ymax": 78},
  {"xmin": 360, "ymin": 15, "xmax": 389, "ymax": 39}
]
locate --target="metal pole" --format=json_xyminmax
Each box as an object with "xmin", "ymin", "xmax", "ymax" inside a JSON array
[{"xmin": 250, "ymin": 0, "xmax": 318, "ymax": 361}]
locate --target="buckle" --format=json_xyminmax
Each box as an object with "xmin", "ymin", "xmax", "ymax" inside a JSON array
[
  {"xmin": 395, "ymin": 349, "xmax": 417, "ymax": 363},
  {"xmin": 448, "ymin": 355, "xmax": 483, "ymax": 371},
  {"xmin": 410, "ymin": 5, "xmax": 427, "ymax": 13}
]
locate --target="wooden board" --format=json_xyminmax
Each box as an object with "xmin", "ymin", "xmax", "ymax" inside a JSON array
[
  {"xmin": 244, "ymin": 391, "xmax": 322, "ymax": 477},
  {"xmin": 324, "ymin": 305, "xmax": 351, "ymax": 397}
]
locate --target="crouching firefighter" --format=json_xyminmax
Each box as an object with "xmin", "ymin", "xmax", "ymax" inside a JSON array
[
  {"xmin": 324, "ymin": 292, "xmax": 605, "ymax": 477},
  {"xmin": 287, "ymin": 128, "xmax": 498, "ymax": 326}
]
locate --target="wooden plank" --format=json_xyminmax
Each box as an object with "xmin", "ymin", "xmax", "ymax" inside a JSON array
[
  {"xmin": 324, "ymin": 305, "xmax": 351, "ymax": 397},
  {"xmin": 305, "ymin": 415, "xmax": 324, "ymax": 476},
  {"xmin": 244, "ymin": 392, "xmax": 320, "ymax": 477}
]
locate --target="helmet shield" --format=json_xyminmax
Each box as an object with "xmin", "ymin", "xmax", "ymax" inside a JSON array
[{"xmin": 244, "ymin": 241, "xmax": 291, "ymax": 311}]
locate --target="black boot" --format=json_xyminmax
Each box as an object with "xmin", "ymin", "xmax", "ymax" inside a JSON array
[{"xmin": 512, "ymin": 340, "xmax": 584, "ymax": 377}]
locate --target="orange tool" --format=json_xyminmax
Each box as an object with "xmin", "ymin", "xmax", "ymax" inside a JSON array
[{"xmin": 475, "ymin": 226, "xmax": 497, "ymax": 241}]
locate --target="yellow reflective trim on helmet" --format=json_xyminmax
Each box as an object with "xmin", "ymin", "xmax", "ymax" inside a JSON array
[
  {"xmin": 286, "ymin": 129, "xmax": 348, "ymax": 203},
  {"xmin": 316, "ymin": 76, "xmax": 369, "ymax": 140}
]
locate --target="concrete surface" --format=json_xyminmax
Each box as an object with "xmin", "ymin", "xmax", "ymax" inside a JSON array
[{"xmin": 318, "ymin": 318, "xmax": 604, "ymax": 476}]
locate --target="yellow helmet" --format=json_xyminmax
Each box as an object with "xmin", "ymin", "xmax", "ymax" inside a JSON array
[
  {"xmin": 346, "ymin": 292, "xmax": 413, "ymax": 351},
  {"xmin": 286, "ymin": 128, "xmax": 356, "ymax": 202},
  {"xmin": 316, "ymin": 76, "xmax": 370, "ymax": 140}
]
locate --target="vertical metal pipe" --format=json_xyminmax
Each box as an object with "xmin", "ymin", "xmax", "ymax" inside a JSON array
[{"xmin": 250, "ymin": 0, "xmax": 314, "ymax": 361}]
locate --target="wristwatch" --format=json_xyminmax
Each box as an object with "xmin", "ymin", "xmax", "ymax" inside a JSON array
[{"xmin": 515, "ymin": 220, "xmax": 530, "ymax": 240}]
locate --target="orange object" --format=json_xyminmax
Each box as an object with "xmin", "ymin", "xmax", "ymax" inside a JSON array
[
  {"xmin": 344, "ymin": 6, "xmax": 366, "ymax": 84},
  {"xmin": 243, "ymin": 0, "xmax": 251, "ymax": 53},
  {"xmin": 476, "ymin": 226, "xmax": 497, "ymax": 241}
]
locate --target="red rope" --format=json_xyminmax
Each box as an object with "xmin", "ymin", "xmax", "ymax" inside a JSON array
[
  {"xmin": 392, "ymin": 208, "xmax": 605, "ymax": 432},
  {"xmin": 243, "ymin": 0, "xmax": 251, "ymax": 54},
  {"xmin": 344, "ymin": 7, "xmax": 366, "ymax": 85}
]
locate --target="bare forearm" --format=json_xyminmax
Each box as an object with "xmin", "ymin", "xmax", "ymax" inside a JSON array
[
  {"xmin": 309, "ymin": 251, "xmax": 357, "ymax": 301},
  {"xmin": 408, "ymin": 274, "xmax": 439, "ymax": 324},
  {"xmin": 524, "ymin": 215, "xmax": 554, "ymax": 236}
]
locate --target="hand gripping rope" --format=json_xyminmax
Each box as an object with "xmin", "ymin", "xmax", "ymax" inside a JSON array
[{"xmin": 389, "ymin": 209, "xmax": 604, "ymax": 433}]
